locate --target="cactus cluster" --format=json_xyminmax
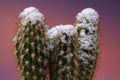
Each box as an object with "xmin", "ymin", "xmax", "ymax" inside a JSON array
[{"xmin": 14, "ymin": 7, "xmax": 100, "ymax": 80}]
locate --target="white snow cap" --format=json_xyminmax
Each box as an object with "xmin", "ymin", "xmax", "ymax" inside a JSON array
[
  {"xmin": 47, "ymin": 24, "xmax": 76, "ymax": 39},
  {"xmin": 76, "ymin": 8, "xmax": 99, "ymax": 24},
  {"xmin": 19, "ymin": 7, "xmax": 44, "ymax": 26},
  {"xmin": 47, "ymin": 24, "xmax": 77, "ymax": 49}
]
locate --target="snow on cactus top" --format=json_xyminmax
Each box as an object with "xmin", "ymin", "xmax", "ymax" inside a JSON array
[
  {"xmin": 19, "ymin": 7, "xmax": 44, "ymax": 26},
  {"xmin": 76, "ymin": 8, "xmax": 99, "ymax": 24},
  {"xmin": 47, "ymin": 25, "xmax": 77, "ymax": 49},
  {"xmin": 47, "ymin": 24, "xmax": 76, "ymax": 39},
  {"xmin": 76, "ymin": 8, "xmax": 99, "ymax": 64}
]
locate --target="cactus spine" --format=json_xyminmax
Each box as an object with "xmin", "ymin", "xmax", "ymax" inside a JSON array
[
  {"xmin": 47, "ymin": 25, "xmax": 80, "ymax": 80},
  {"xmin": 13, "ymin": 7, "xmax": 49, "ymax": 80},
  {"xmin": 75, "ymin": 8, "xmax": 99, "ymax": 80}
]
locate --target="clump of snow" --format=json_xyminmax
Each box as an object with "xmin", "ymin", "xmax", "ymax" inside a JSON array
[
  {"xmin": 58, "ymin": 25, "xmax": 76, "ymax": 36},
  {"xmin": 76, "ymin": 8, "xmax": 99, "ymax": 24},
  {"xmin": 79, "ymin": 52, "xmax": 96, "ymax": 64},
  {"xmin": 47, "ymin": 24, "xmax": 76, "ymax": 39},
  {"xmin": 47, "ymin": 24, "xmax": 76, "ymax": 49},
  {"xmin": 19, "ymin": 7, "xmax": 44, "ymax": 26},
  {"xmin": 47, "ymin": 26, "xmax": 58, "ymax": 40}
]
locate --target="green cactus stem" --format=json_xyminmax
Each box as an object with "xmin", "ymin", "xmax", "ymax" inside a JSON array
[
  {"xmin": 75, "ymin": 8, "xmax": 100, "ymax": 80},
  {"xmin": 13, "ymin": 7, "xmax": 49, "ymax": 80},
  {"xmin": 47, "ymin": 25, "xmax": 80, "ymax": 80}
]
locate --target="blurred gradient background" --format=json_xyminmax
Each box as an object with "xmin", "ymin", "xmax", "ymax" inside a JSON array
[{"xmin": 0, "ymin": 0, "xmax": 120, "ymax": 80}]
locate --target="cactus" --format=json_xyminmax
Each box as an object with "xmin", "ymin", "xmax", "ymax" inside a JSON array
[
  {"xmin": 75, "ymin": 8, "xmax": 100, "ymax": 80},
  {"xmin": 13, "ymin": 7, "xmax": 49, "ymax": 80},
  {"xmin": 47, "ymin": 25, "xmax": 80, "ymax": 80},
  {"xmin": 13, "ymin": 7, "xmax": 100, "ymax": 80}
]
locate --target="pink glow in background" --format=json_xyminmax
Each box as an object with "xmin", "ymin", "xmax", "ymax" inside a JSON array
[{"xmin": 0, "ymin": 0, "xmax": 120, "ymax": 80}]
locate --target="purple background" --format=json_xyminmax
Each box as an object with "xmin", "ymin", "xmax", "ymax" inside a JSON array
[{"xmin": 0, "ymin": 0, "xmax": 120, "ymax": 80}]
